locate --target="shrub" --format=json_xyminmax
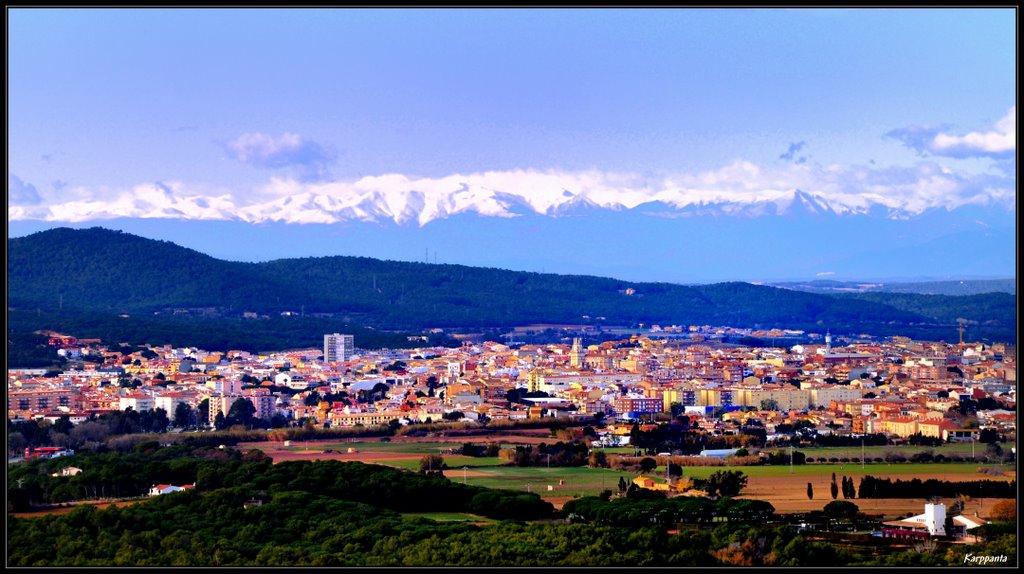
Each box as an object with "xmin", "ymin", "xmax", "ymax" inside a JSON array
[{"xmin": 989, "ymin": 499, "xmax": 1015, "ymax": 522}]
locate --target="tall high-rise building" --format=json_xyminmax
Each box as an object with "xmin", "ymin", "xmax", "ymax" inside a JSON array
[{"xmin": 324, "ymin": 333, "xmax": 354, "ymax": 363}]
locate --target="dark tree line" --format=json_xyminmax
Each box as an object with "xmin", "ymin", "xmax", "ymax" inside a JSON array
[
  {"xmin": 499, "ymin": 442, "xmax": 590, "ymax": 467},
  {"xmin": 857, "ymin": 475, "xmax": 1016, "ymax": 499}
]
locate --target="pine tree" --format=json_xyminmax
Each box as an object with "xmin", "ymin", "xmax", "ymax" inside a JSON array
[
  {"xmin": 830, "ymin": 472, "xmax": 839, "ymax": 500},
  {"xmin": 807, "ymin": 482, "xmax": 814, "ymax": 500}
]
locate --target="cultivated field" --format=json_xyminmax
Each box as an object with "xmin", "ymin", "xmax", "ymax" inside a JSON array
[{"xmin": 243, "ymin": 437, "xmax": 1016, "ymax": 519}]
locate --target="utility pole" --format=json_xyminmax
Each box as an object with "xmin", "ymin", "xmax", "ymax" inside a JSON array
[
  {"xmin": 463, "ymin": 466, "xmax": 467, "ymax": 484},
  {"xmin": 861, "ymin": 437, "xmax": 865, "ymax": 470}
]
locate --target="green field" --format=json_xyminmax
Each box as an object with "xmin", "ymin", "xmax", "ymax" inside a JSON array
[
  {"xmin": 401, "ymin": 512, "xmax": 495, "ymax": 523},
  {"xmin": 263, "ymin": 439, "xmax": 1014, "ymax": 500},
  {"xmin": 382, "ymin": 456, "xmax": 506, "ymax": 471},
  {"xmin": 439, "ymin": 462, "xmax": 1012, "ymax": 498},
  {"xmin": 451, "ymin": 465, "xmax": 625, "ymax": 498}
]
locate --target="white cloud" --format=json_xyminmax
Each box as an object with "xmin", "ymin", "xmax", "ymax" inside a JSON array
[
  {"xmin": 932, "ymin": 106, "xmax": 1015, "ymax": 155},
  {"xmin": 887, "ymin": 107, "xmax": 1016, "ymax": 159},
  {"xmin": 225, "ymin": 132, "xmax": 335, "ymax": 181},
  {"xmin": 10, "ymin": 159, "xmax": 1015, "ymax": 225}
]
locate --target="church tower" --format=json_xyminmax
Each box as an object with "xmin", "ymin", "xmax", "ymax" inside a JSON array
[{"xmin": 569, "ymin": 337, "xmax": 586, "ymax": 368}]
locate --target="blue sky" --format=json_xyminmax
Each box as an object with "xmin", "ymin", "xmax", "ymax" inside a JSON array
[{"xmin": 7, "ymin": 8, "xmax": 1017, "ymax": 281}]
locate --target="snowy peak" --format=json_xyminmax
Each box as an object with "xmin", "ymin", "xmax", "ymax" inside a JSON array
[{"xmin": 10, "ymin": 168, "xmax": 1012, "ymax": 226}]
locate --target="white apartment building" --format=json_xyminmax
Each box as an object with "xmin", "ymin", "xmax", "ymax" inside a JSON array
[{"xmin": 324, "ymin": 333, "xmax": 355, "ymax": 363}]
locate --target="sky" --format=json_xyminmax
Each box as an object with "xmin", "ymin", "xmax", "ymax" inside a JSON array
[{"xmin": 7, "ymin": 7, "xmax": 1017, "ymax": 281}]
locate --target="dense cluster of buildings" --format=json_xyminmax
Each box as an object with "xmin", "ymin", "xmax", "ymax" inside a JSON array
[{"xmin": 8, "ymin": 328, "xmax": 1016, "ymax": 444}]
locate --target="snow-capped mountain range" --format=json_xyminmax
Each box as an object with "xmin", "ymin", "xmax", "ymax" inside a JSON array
[{"xmin": 10, "ymin": 160, "xmax": 1014, "ymax": 226}]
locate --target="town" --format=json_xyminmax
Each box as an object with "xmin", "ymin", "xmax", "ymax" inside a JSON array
[{"xmin": 9, "ymin": 325, "xmax": 1015, "ymax": 451}]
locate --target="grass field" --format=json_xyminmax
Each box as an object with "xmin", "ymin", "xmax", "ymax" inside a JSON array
[
  {"xmin": 248, "ymin": 438, "xmax": 1016, "ymax": 519},
  {"xmin": 401, "ymin": 512, "xmax": 495, "ymax": 523},
  {"xmin": 382, "ymin": 456, "xmax": 506, "ymax": 471},
  {"xmin": 444, "ymin": 465, "xmax": 625, "ymax": 498}
]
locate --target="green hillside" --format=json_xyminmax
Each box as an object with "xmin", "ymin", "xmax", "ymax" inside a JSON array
[{"xmin": 7, "ymin": 227, "xmax": 1016, "ymax": 351}]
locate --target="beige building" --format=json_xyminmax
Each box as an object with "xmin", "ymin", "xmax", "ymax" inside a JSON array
[
  {"xmin": 876, "ymin": 416, "xmax": 918, "ymax": 438},
  {"xmin": 732, "ymin": 386, "xmax": 810, "ymax": 411},
  {"xmin": 808, "ymin": 385, "xmax": 863, "ymax": 408}
]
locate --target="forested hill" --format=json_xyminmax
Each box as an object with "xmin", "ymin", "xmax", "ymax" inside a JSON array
[{"xmin": 7, "ymin": 227, "xmax": 1016, "ymax": 344}]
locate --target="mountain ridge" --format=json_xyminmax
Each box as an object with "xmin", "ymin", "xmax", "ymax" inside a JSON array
[
  {"xmin": 7, "ymin": 227, "xmax": 1016, "ymax": 348},
  {"xmin": 10, "ymin": 182, "xmax": 1014, "ymax": 226}
]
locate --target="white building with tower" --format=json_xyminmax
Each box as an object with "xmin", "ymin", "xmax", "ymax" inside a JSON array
[{"xmin": 324, "ymin": 333, "xmax": 354, "ymax": 363}]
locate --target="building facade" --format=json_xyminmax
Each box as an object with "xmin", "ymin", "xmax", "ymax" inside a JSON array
[{"xmin": 324, "ymin": 333, "xmax": 355, "ymax": 363}]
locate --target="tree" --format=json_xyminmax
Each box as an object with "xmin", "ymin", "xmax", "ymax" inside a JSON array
[
  {"xmin": 8, "ymin": 432, "xmax": 26, "ymax": 457},
  {"xmin": 639, "ymin": 457, "xmax": 658, "ymax": 474},
  {"xmin": 197, "ymin": 398, "xmax": 210, "ymax": 426},
  {"xmin": 52, "ymin": 415, "xmax": 73, "ymax": 435},
  {"xmin": 213, "ymin": 412, "xmax": 227, "ymax": 430},
  {"xmin": 759, "ymin": 398, "xmax": 780, "ymax": 411},
  {"xmin": 419, "ymin": 454, "xmax": 445, "ymax": 474},
  {"xmin": 667, "ymin": 462, "xmax": 683, "ymax": 479},
  {"xmin": 174, "ymin": 402, "xmax": 193, "ymax": 428},
  {"xmin": 705, "ymin": 470, "xmax": 748, "ymax": 497},
  {"xmin": 148, "ymin": 407, "xmax": 170, "ymax": 433},
  {"xmin": 227, "ymin": 398, "xmax": 257, "ymax": 428},
  {"xmin": 985, "ymin": 442, "xmax": 1003, "ymax": 461},
  {"xmin": 117, "ymin": 372, "xmax": 135, "ymax": 388},
  {"xmin": 807, "ymin": 482, "xmax": 814, "ymax": 500},
  {"xmin": 618, "ymin": 476, "xmax": 628, "ymax": 494},
  {"xmin": 979, "ymin": 428, "xmax": 1001, "ymax": 444},
  {"xmin": 368, "ymin": 382, "xmax": 391, "ymax": 403},
  {"xmin": 588, "ymin": 450, "xmax": 609, "ymax": 468},
  {"xmin": 823, "ymin": 500, "xmax": 859, "ymax": 520},
  {"xmin": 304, "ymin": 391, "xmax": 323, "ymax": 407},
  {"xmin": 989, "ymin": 499, "xmax": 1015, "ymax": 522},
  {"xmin": 830, "ymin": 473, "xmax": 839, "ymax": 500}
]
